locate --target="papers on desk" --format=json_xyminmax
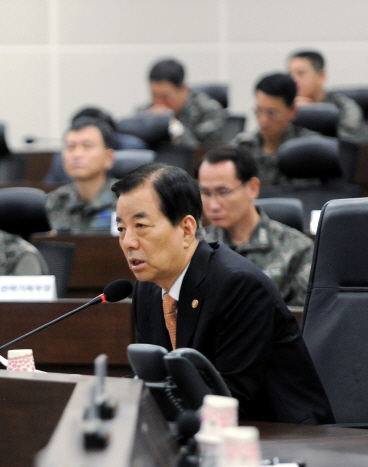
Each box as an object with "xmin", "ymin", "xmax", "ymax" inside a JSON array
[{"xmin": 0, "ymin": 275, "xmax": 57, "ymax": 301}]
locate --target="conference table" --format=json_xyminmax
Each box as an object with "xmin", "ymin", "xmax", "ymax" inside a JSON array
[
  {"xmin": 0, "ymin": 299, "xmax": 303, "ymax": 376},
  {"xmin": 1, "ymin": 369, "xmax": 368, "ymax": 467},
  {"xmin": 254, "ymin": 421, "xmax": 368, "ymax": 466}
]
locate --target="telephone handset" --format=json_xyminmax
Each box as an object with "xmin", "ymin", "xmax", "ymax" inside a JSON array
[{"xmin": 127, "ymin": 343, "xmax": 231, "ymax": 421}]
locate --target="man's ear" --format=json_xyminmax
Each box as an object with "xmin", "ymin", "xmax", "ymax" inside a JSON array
[
  {"xmin": 180, "ymin": 215, "xmax": 197, "ymax": 247},
  {"xmin": 104, "ymin": 148, "xmax": 115, "ymax": 171},
  {"xmin": 248, "ymin": 177, "xmax": 261, "ymax": 200}
]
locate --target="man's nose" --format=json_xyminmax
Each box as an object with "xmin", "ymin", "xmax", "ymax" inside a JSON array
[{"xmin": 121, "ymin": 228, "xmax": 139, "ymax": 250}]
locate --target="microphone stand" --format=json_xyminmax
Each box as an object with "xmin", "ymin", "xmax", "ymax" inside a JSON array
[{"xmin": 0, "ymin": 296, "xmax": 103, "ymax": 353}]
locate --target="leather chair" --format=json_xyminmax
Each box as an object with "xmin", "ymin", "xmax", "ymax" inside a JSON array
[
  {"xmin": 191, "ymin": 83, "xmax": 229, "ymax": 108},
  {"xmin": 0, "ymin": 187, "xmax": 51, "ymax": 239},
  {"xmin": 301, "ymin": 198, "xmax": 368, "ymax": 425},
  {"xmin": 258, "ymin": 136, "xmax": 362, "ymax": 231},
  {"xmin": 293, "ymin": 103, "xmax": 339, "ymax": 137},
  {"xmin": 254, "ymin": 198, "xmax": 304, "ymax": 232},
  {"xmin": 0, "ymin": 187, "xmax": 75, "ymax": 298},
  {"xmin": 116, "ymin": 113, "xmax": 171, "ymax": 148},
  {"xmin": 108, "ymin": 149, "xmax": 156, "ymax": 178}
]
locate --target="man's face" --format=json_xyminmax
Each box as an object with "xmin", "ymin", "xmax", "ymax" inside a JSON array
[
  {"xmin": 198, "ymin": 160, "xmax": 258, "ymax": 231},
  {"xmin": 288, "ymin": 57, "xmax": 325, "ymax": 100},
  {"xmin": 255, "ymin": 90, "xmax": 296, "ymax": 140},
  {"xmin": 116, "ymin": 182, "xmax": 191, "ymax": 290},
  {"xmin": 150, "ymin": 80, "xmax": 188, "ymax": 114},
  {"xmin": 63, "ymin": 126, "xmax": 113, "ymax": 182}
]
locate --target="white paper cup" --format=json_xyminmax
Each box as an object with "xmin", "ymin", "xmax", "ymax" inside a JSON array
[
  {"xmin": 200, "ymin": 394, "xmax": 238, "ymax": 435},
  {"xmin": 7, "ymin": 349, "xmax": 35, "ymax": 372},
  {"xmin": 218, "ymin": 426, "xmax": 261, "ymax": 467}
]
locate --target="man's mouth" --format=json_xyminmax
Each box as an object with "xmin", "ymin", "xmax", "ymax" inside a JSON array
[{"xmin": 129, "ymin": 259, "xmax": 145, "ymax": 270}]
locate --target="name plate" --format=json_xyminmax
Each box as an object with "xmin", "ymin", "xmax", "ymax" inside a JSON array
[{"xmin": 0, "ymin": 275, "xmax": 57, "ymax": 301}]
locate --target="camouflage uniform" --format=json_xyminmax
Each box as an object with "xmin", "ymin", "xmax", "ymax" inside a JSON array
[
  {"xmin": 138, "ymin": 90, "xmax": 228, "ymax": 149},
  {"xmin": 205, "ymin": 208, "xmax": 314, "ymax": 306},
  {"xmin": 0, "ymin": 230, "xmax": 49, "ymax": 275},
  {"xmin": 46, "ymin": 177, "xmax": 118, "ymax": 233},
  {"xmin": 324, "ymin": 91, "xmax": 365, "ymax": 141},
  {"xmin": 231, "ymin": 123, "xmax": 317, "ymax": 185}
]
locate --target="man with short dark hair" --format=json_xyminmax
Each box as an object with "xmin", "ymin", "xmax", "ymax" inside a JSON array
[
  {"xmin": 112, "ymin": 162, "xmax": 334, "ymax": 424},
  {"xmin": 232, "ymin": 72, "xmax": 317, "ymax": 185},
  {"xmin": 198, "ymin": 146, "xmax": 313, "ymax": 306},
  {"xmin": 288, "ymin": 50, "xmax": 364, "ymax": 140},
  {"xmin": 46, "ymin": 117, "xmax": 117, "ymax": 232},
  {"xmin": 138, "ymin": 58, "xmax": 227, "ymax": 149}
]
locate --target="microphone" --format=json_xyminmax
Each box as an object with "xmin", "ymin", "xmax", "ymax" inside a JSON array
[{"xmin": 0, "ymin": 279, "xmax": 133, "ymax": 353}]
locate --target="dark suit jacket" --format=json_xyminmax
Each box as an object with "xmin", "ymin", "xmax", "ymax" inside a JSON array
[{"xmin": 132, "ymin": 240, "xmax": 334, "ymax": 424}]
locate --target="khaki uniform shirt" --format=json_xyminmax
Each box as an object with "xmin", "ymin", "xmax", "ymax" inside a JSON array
[
  {"xmin": 205, "ymin": 209, "xmax": 314, "ymax": 306},
  {"xmin": 0, "ymin": 230, "xmax": 48, "ymax": 275},
  {"xmin": 46, "ymin": 177, "xmax": 118, "ymax": 233},
  {"xmin": 324, "ymin": 91, "xmax": 365, "ymax": 141}
]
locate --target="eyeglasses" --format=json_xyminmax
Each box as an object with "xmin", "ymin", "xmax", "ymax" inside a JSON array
[
  {"xmin": 199, "ymin": 182, "xmax": 246, "ymax": 200},
  {"xmin": 254, "ymin": 107, "xmax": 282, "ymax": 121}
]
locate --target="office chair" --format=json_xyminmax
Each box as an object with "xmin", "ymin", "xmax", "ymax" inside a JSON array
[
  {"xmin": 293, "ymin": 103, "xmax": 339, "ymax": 137},
  {"xmin": 191, "ymin": 83, "xmax": 229, "ymax": 108},
  {"xmin": 116, "ymin": 113, "xmax": 171, "ymax": 148},
  {"xmin": 32, "ymin": 241, "xmax": 75, "ymax": 298},
  {"xmin": 222, "ymin": 114, "xmax": 247, "ymax": 144},
  {"xmin": 259, "ymin": 136, "xmax": 362, "ymax": 230},
  {"xmin": 108, "ymin": 149, "xmax": 156, "ymax": 178},
  {"xmin": 301, "ymin": 198, "xmax": 368, "ymax": 425},
  {"xmin": 0, "ymin": 187, "xmax": 75, "ymax": 298},
  {"xmin": 0, "ymin": 187, "xmax": 51, "ymax": 239},
  {"xmin": 254, "ymin": 198, "xmax": 304, "ymax": 232}
]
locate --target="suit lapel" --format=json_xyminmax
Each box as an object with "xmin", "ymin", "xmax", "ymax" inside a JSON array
[{"xmin": 176, "ymin": 241, "xmax": 213, "ymax": 348}]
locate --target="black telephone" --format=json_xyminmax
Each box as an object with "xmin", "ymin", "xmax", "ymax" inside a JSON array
[{"xmin": 127, "ymin": 343, "xmax": 231, "ymax": 421}]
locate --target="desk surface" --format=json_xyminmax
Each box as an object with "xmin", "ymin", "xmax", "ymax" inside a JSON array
[{"xmin": 253, "ymin": 421, "xmax": 368, "ymax": 466}]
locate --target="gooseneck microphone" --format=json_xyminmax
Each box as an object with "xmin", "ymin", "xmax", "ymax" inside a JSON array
[{"xmin": 0, "ymin": 279, "xmax": 133, "ymax": 353}]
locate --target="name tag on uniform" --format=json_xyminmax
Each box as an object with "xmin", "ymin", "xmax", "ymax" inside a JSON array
[{"xmin": 0, "ymin": 276, "xmax": 57, "ymax": 301}]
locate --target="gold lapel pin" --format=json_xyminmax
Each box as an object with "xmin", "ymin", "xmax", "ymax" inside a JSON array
[{"xmin": 192, "ymin": 299, "xmax": 199, "ymax": 308}]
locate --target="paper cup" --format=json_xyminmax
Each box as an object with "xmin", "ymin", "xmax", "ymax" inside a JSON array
[
  {"xmin": 7, "ymin": 349, "xmax": 35, "ymax": 372},
  {"xmin": 200, "ymin": 394, "xmax": 238, "ymax": 435},
  {"xmin": 219, "ymin": 426, "xmax": 261, "ymax": 467}
]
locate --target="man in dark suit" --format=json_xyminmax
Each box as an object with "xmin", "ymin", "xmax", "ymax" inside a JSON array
[{"xmin": 112, "ymin": 163, "xmax": 334, "ymax": 424}]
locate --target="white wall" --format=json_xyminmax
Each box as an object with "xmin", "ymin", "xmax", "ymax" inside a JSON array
[{"xmin": 0, "ymin": 0, "xmax": 367, "ymax": 149}]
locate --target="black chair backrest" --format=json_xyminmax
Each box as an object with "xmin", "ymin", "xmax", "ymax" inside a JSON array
[
  {"xmin": 32, "ymin": 241, "xmax": 75, "ymax": 299},
  {"xmin": 222, "ymin": 114, "xmax": 247, "ymax": 144},
  {"xmin": 116, "ymin": 114, "xmax": 171, "ymax": 147},
  {"xmin": 191, "ymin": 84, "xmax": 229, "ymax": 108},
  {"xmin": 109, "ymin": 149, "xmax": 156, "ymax": 178},
  {"xmin": 302, "ymin": 197, "xmax": 368, "ymax": 423},
  {"xmin": 293, "ymin": 103, "xmax": 339, "ymax": 137},
  {"xmin": 0, "ymin": 187, "xmax": 51, "ymax": 240},
  {"xmin": 254, "ymin": 198, "xmax": 304, "ymax": 232},
  {"xmin": 277, "ymin": 135, "xmax": 342, "ymax": 182},
  {"xmin": 331, "ymin": 87, "xmax": 368, "ymax": 120}
]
